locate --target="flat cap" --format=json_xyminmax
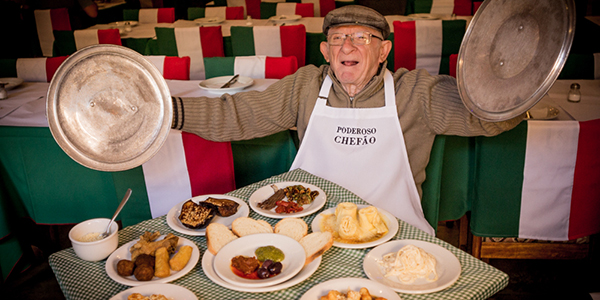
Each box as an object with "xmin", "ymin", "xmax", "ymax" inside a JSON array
[{"xmin": 323, "ymin": 5, "xmax": 390, "ymax": 39}]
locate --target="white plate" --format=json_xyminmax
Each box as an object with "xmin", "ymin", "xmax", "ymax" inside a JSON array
[
  {"xmin": 109, "ymin": 283, "xmax": 197, "ymax": 300},
  {"xmin": 105, "ymin": 235, "xmax": 200, "ymax": 286},
  {"xmin": 248, "ymin": 181, "xmax": 327, "ymax": 219},
  {"xmin": 407, "ymin": 13, "xmax": 442, "ymax": 20},
  {"xmin": 166, "ymin": 194, "xmax": 249, "ymax": 236},
  {"xmin": 203, "ymin": 249, "xmax": 321, "ymax": 292},
  {"xmin": 0, "ymin": 78, "xmax": 24, "ymax": 90},
  {"xmin": 194, "ymin": 17, "xmax": 225, "ymax": 25},
  {"xmin": 527, "ymin": 104, "xmax": 560, "ymax": 120},
  {"xmin": 300, "ymin": 278, "xmax": 402, "ymax": 300},
  {"xmin": 109, "ymin": 21, "xmax": 138, "ymax": 27},
  {"xmin": 213, "ymin": 233, "xmax": 305, "ymax": 288},
  {"xmin": 363, "ymin": 239, "xmax": 461, "ymax": 294},
  {"xmin": 269, "ymin": 14, "xmax": 302, "ymax": 22},
  {"xmin": 198, "ymin": 76, "xmax": 254, "ymax": 94},
  {"xmin": 311, "ymin": 205, "xmax": 399, "ymax": 249}
]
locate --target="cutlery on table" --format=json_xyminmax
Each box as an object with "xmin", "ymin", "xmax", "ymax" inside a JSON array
[{"xmin": 221, "ymin": 74, "xmax": 239, "ymax": 88}]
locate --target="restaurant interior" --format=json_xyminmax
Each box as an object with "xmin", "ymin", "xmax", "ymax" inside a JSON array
[{"xmin": 1, "ymin": 0, "xmax": 599, "ymax": 299}]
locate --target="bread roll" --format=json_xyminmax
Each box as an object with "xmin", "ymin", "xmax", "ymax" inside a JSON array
[
  {"xmin": 231, "ymin": 217, "xmax": 273, "ymax": 237},
  {"xmin": 206, "ymin": 223, "xmax": 238, "ymax": 255},
  {"xmin": 300, "ymin": 231, "xmax": 333, "ymax": 265},
  {"xmin": 274, "ymin": 218, "xmax": 308, "ymax": 241}
]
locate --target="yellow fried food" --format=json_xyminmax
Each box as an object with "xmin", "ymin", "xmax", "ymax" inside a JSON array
[
  {"xmin": 130, "ymin": 232, "xmax": 179, "ymax": 261},
  {"xmin": 154, "ymin": 247, "xmax": 170, "ymax": 278},
  {"xmin": 169, "ymin": 245, "xmax": 193, "ymax": 271}
]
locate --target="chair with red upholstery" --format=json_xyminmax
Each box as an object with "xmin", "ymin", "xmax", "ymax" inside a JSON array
[
  {"xmin": 230, "ymin": 24, "xmax": 306, "ymax": 67},
  {"xmin": 393, "ymin": 19, "xmax": 466, "ymax": 75},
  {"xmin": 301, "ymin": 0, "xmax": 336, "ymax": 17},
  {"xmin": 145, "ymin": 56, "xmax": 191, "ymax": 80},
  {"xmin": 260, "ymin": 2, "xmax": 314, "ymax": 19},
  {"xmin": 34, "ymin": 8, "xmax": 71, "ymax": 57},
  {"xmin": 153, "ymin": 26, "xmax": 225, "ymax": 80},
  {"xmin": 52, "ymin": 28, "xmax": 122, "ymax": 56},
  {"xmin": 0, "ymin": 56, "xmax": 69, "ymax": 82},
  {"xmin": 210, "ymin": 0, "xmax": 261, "ymax": 19},
  {"xmin": 123, "ymin": 8, "xmax": 176, "ymax": 23},
  {"xmin": 204, "ymin": 55, "xmax": 298, "ymax": 80}
]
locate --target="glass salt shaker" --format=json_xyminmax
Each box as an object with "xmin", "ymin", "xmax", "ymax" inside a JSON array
[{"xmin": 567, "ymin": 83, "xmax": 581, "ymax": 103}]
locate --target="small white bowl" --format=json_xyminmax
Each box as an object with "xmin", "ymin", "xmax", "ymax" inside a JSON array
[{"xmin": 69, "ymin": 218, "xmax": 119, "ymax": 261}]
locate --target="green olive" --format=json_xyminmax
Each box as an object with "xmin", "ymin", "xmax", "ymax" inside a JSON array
[{"xmin": 255, "ymin": 245, "xmax": 285, "ymax": 262}]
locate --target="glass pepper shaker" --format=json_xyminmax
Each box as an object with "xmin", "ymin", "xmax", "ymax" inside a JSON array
[{"xmin": 567, "ymin": 83, "xmax": 581, "ymax": 103}]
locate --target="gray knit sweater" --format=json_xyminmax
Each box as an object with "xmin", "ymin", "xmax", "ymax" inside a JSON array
[{"xmin": 172, "ymin": 63, "xmax": 523, "ymax": 197}]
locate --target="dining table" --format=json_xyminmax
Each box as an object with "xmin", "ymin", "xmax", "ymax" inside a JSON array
[{"xmin": 48, "ymin": 168, "xmax": 509, "ymax": 300}]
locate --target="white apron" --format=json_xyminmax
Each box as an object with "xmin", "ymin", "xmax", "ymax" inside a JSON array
[{"xmin": 290, "ymin": 71, "xmax": 435, "ymax": 235}]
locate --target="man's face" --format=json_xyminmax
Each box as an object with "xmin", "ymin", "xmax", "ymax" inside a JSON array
[{"xmin": 320, "ymin": 25, "xmax": 392, "ymax": 92}]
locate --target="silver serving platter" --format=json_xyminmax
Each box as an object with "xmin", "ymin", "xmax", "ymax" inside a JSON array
[
  {"xmin": 457, "ymin": 0, "xmax": 575, "ymax": 121},
  {"xmin": 47, "ymin": 45, "xmax": 172, "ymax": 171}
]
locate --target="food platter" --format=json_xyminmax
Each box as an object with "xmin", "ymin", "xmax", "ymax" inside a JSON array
[
  {"xmin": 166, "ymin": 194, "xmax": 249, "ymax": 236},
  {"xmin": 109, "ymin": 283, "xmax": 197, "ymax": 300},
  {"xmin": 109, "ymin": 21, "xmax": 139, "ymax": 27},
  {"xmin": 310, "ymin": 205, "xmax": 398, "ymax": 249},
  {"xmin": 300, "ymin": 278, "xmax": 402, "ymax": 300},
  {"xmin": 202, "ymin": 249, "xmax": 321, "ymax": 292},
  {"xmin": 363, "ymin": 239, "xmax": 461, "ymax": 294},
  {"xmin": 194, "ymin": 17, "xmax": 225, "ymax": 25},
  {"xmin": 527, "ymin": 103, "xmax": 560, "ymax": 120},
  {"xmin": 407, "ymin": 13, "xmax": 442, "ymax": 20},
  {"xmin": 0, "ymin": 77, "xmax": 24, "ymax": 91},
  {"xmin": 198, "ymin": 75, "xmax": 254, "ymax": 94},
  {"xmin": 212, "ymin": 233, "xmax": 305, "ymax": 288},
  {"xmin": 269, "ymin": 14, "xmax": 302, "ymax": 22},
  {"xmin": 105, "ymin": 235, "xmax": 200, "ymax": 286},
  {"xmin": 248, "ymin": 181, "xmax": 326, "ymax": 219}
]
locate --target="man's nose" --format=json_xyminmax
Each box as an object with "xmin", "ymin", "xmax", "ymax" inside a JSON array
[{"xmin": 340, "ymin": 36, "xmax": 357, "ymax": 52}]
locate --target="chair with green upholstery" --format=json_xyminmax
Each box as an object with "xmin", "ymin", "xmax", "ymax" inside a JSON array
[
  {"xmin": 187, "ymin": 6, "xmax": 244, "ymax": 20},
  {"xmin": 405, "ymin": 0, "xmax": 474, "ymax": 16}
]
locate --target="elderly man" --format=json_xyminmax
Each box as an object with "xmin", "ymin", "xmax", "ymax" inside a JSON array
[{"xmin": 171, "ymin": 5, "xmax": 522, "ymax": 235}]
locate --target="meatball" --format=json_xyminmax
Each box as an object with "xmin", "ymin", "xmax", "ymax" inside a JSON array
[
  {"xmin": 116, "ymin": 259, "xmax": 135, "ymax": 277},
  {"xmin": 133, "ymin": 264, "xmax": 154, "ymax": 281},
  {"xmin": 134, "ymin": 254, "xmax": 155, "ymax": 268}
]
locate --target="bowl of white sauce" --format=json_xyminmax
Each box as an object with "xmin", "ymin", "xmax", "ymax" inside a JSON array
[{"xmin": 68, "ymin": 218, "xmax": 118, "ymax": 261}]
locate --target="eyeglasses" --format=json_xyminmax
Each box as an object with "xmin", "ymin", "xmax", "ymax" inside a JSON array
[{"xmin": 327, "ymin": 32, "xmax": 384, "ymax": 46}]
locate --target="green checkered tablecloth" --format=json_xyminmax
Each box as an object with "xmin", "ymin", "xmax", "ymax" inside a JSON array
[{"xmin": 49, "ymin": 169, "xmax": 508, "ymax": 300}]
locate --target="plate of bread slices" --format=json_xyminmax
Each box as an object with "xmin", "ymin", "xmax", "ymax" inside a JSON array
[
  {"xmin": 166, "ymin": 194, "xmax": 249, "ymax": 236},
  {"xmin": 311, "ymin": 202, "xmax": 399, "ymax": 249},
  {"xmin": 203, "ymin": 217, "xmax": 333, "ymax": 292}
]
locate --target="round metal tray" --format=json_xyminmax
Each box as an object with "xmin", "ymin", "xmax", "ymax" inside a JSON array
[
  {"xmin": 47, "ymin": 45, "xmax": 172, "ymax": 171},
  {"xmin": 457, "ymin": 0, "xmax": 575, "ymax": 121}
]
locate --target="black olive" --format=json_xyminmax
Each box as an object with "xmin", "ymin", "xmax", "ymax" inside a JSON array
[
  {"xmin": 257, "ymin": 267, "xmax": 270, "ymax": 279},
  {"xmin": 262, "ymin": 259, "xmax": 273, "ymax": 269},
  {"xmin": 268, "ymin": 262, "xmax": 282, "ymax": 275}
]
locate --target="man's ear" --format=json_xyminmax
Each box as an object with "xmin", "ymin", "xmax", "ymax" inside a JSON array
[
  {"xmin": 379, "ymin": 40, "xmax": 392, "ymax": 63},
  {"xmin": 320, "ymin": 41, "xmax": 330, "ymax": 63}
]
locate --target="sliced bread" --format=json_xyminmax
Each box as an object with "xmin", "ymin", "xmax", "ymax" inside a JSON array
[
  {"xmin": 274, "ymin": 218, "xmax": 308, "ymax": 241},
  {"xmin": 299, "ymin": 231, "xmax": 333, "ymax": 265},
  {"xmin": 206, "ymin": 223, "xmax": 238, "ymax": 255},
  {"xmin": 231, "ymin": 217, "xmax": 273, "ymax": 237}
]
